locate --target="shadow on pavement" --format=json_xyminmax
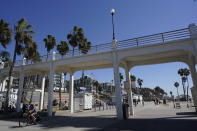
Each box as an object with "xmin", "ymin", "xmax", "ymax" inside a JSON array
[
  {"xmin": 0, "ymin": 111, "xmax": 197, "ymax": 131},
  {"xmin": 176, "ymin": 111, "xmax": 197, "ymax": 116},
  {"xmin": 97, "ymin": 117, "xmax": 197, "ymax": 131}
]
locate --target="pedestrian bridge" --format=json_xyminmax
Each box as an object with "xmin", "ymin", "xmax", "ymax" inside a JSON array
[{"xmin": 1, "ymin": 24, "xmax": 197, "ymax": 120}]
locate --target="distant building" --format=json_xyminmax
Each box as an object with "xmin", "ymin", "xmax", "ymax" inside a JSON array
[
  {"xmin": 73, "ymin": 75, "xmax": 97, "ymax": 93},
  {"xmin": 53, "ymin": 73, "xmax": 67, "ymax": 92},
  {"xmin": 100, "ymin": 82, "xmax": 113, "ymax": 93}
]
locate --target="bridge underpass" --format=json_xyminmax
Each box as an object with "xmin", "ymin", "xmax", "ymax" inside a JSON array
[{"xmin": 0, "ymin": 24, "xmax": 197, "ymax": 120}]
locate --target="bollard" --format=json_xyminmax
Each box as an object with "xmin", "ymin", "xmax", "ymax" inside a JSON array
[
  {"xmin": 99, "ymin": 104, "xmax": 100, "ymax": 111},
  {"xmin": 103, "ymin": 103, "xmax": 104, "ymax": 111},
  {"xmin": 106, "ymin": 103, "xmax": 108, "ymax": 110}
]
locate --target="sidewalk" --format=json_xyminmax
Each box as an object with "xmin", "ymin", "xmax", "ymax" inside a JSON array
[{"xmin": 0, "ymin": 102, "xmax": 196, "ymax": 131}]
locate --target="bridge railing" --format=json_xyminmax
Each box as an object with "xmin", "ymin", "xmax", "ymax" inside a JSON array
[
  {"xmin": 117, "ymin": 28, "xmax": 190, "ymax": 49},
  {"xmin": 0, "ymin": 27, "xmax": 194, "ymax": 68}
]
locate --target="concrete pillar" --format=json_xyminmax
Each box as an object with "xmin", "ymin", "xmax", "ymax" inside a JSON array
[
  {"xmin": 61, "ymin": 72, "xmax": 65, "ymax": 92},
  {"xmin": 48, "ymin": 52, "xmax": 56, "ymax": 116},
  {"xmin": 188, "ymin": 57, "xmax": 197, "ymax": 111},
  {"xmin": 69, "ymin": 72, "xmax": 74, "ymax": 113},
  {"xmin": 124, "ymin": 68, "xmax": 134, "ymax": 116},
  {"xmin": 112, "ymin": 39, "xmax": 123, "ymax": 120},
  {"xmin": 0, "ymin": 83, "xmax": 2, "ymax": 92},
  {"xmin": 16, "ymin": 57, "xmax": 27, "ymax": 111},
  {"xmin": 16, "ymin": 67, "xmax": 24, "ymax": 112},
  {"xmin": 40, "ymin": 75, "xmax": 45, "ymax": 110},
  {"xmin": 189, "ymin": 23, "xmax": 197, "ymax": 38},
  {"xmin": 0, "ymin": 62, "xmax": 4, "ymax": 69},
  {"xmin": 10, "ymin": 76, "xmax": 13, "ymax": 87},
  {"xmin": 1, "ymin": 79, "xmax": 6, "ymax": 92}
]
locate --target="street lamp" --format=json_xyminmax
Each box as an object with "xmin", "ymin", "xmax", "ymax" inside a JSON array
[{"xmin": 111, "ymin": 8, "xmax": 115, "ymax": 40}]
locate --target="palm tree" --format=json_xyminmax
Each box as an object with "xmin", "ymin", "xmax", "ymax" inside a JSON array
[
  {"xmin": 137, "ymin": 78, "xmax": 143, "ymax": 89},
  {"xmin": 137, "ymin": 78, "xmax": 143, "ymax": 94},
  {"xmin": 130, "ymin": 75, "xmax": 136, "ymax": 81},
  {"xmin": 24, "ymin": 41, "xmax": 41, "ymax": 63},
  {"xmin": 170, "ymin": 91, "xmax": 173, "ymax": 100},
  {"xmin": 119, "ymin": 73, "xmax": 123, "ymax": 87},
  {"xmin": 183, "ymin": 68, "xmax": 190, "ymax": 101},
  {"xmin": 0, "ymin": 19, "xmax": 12, "ymax": 48},
  {"xmin": 0, "ymin": 51, "xmax": 11, "ymax": 67},
  {"xmin": 57, "ymin": 41, "xmax": 69, "ymax": 58},
  {"xmin": 79, "ymin": 38, "xmax": 91, "ymax": 54},
  {"xmin": 154, "ymin": 86, "xmax": 166, "ymax": 98},
  {"xmin": 0, "ymin": 19, "xmax": 12, "ymax": 69},
  {"xmin": 98, "ymin": 84, "xmax": 103, "ymax": 94},
  {"xmin": 178, "ymin": 68, "xmax": 186, "ymax": 99},
  {"xmin": 67, "ymin": 26, "xmax": 80, "ymax": 56},
  {"xmin": 67, "ymin": 26, "xmax": 91, "ymax": 56},
  {"xmin": 5, "ymin": 18, "xmax": 36, "ymax": 110},
  {"xmin": 56, "ymin": 41, "xmax": 69, "ymax": 108},
  {"xmin": 93, "ymin": 81, "xmax": 99, "ymax": 95},
  {"xmin": 43, "ymin": 35, "xmax": 56, "ymax": 60},
  {"xmin": 174, "ymin": 82, "xmax": 180, "ymax": 100}
]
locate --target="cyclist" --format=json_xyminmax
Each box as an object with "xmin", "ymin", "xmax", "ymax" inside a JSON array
[{"xmin": 28, "ymin": 104, "xmax": 37, "ymax": 124}]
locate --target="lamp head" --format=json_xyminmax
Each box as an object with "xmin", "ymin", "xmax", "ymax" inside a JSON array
[{"xmin": 111, "ymin": 8, "xmax": 115, "ymax": 15}]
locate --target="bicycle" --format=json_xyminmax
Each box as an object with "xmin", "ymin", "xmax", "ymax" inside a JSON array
[{"xmin": 18, "ymin": 111, "xmax": 32, "ymax": 127}]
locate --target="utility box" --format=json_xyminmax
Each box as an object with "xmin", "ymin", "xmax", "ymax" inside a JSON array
[
  {"xmin": 74, "ymin": 92, "xmax": 93, "ymax": 112},
  {"xmin": 83, "ymin": 93, "xmax": 92, "ymax": 110}
]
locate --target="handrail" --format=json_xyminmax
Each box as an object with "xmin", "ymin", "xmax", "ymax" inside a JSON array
[{"xmin": 1, "ymin": 27, "xmax": 195, "ymax": 68}]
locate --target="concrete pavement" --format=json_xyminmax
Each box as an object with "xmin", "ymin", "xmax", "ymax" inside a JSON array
[{"xmin": 0, "ymin": 102, "xmax": 196, "ymax": 131}]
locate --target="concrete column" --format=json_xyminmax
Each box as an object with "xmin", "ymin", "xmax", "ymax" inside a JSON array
[
  {"xmin": 61, "ymin": 73, "xmax": 65, "ymax": 92},
  {"xmin": 0, "ymin": 62, "xmax": 4, "ymax": 69},
  {"xmin": 0, "ymin": 83, "xmax": 2, "ymax": 92},
  {"xmin": 188, "ymin": 57, "xmax": 197, "ymax": 111},
  {"xmin": 1, "ymin": 79, "xmax": 6, "ymax": 92},
  {"xmin": 10, "ymin": 76, "xmax": 13, "ymax": 87},
  {"xmin": 124, "ymin": 68, "xmax": 134, "ymax": 116},
  {"xmin": 40, "ymin": 75, "xmax": 45, "ymax": 110},
  {"xmin": 112, "ymin": 39, "xmax": 123, "ymax": 120},
  {"xmin": 48, "ymin": 52, "xmax": 56, "ymax": 116},
  {"xmin": 16, "ymin": 67, "xmax": 24, "ymax": 112},
  {"xmin": 189, "ymin": 23, "xmax": 197, "ymax": 38},
  {"xmin": 69, "ymin": 72, "xmax": 74, "ymax": 113}
]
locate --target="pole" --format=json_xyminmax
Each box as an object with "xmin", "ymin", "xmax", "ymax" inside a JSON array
[{"xmin": 112, "ymin": 14, "xmax": 115, "ymax": 40}]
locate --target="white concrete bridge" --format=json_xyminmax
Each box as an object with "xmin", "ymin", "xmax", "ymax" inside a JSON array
[{"xmin": 1, "ymin": 24, "xmax": 197, "ymax": 120}]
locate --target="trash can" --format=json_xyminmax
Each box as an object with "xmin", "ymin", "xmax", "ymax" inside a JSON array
[
  {"xmin": 163, "ymin": 99, "xmax": 166, "ymax": 104},
  {"xmin": 122, "ymin": 103, "xmax": 129, "ymax": 120}
]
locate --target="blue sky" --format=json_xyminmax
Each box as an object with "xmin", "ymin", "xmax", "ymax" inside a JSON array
[{"xmin": 0, "ymin": 0, "xmax": 197, "ymax": 96}]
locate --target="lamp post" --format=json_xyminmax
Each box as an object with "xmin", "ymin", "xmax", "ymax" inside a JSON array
[{"xmin": 111, "ymin": 8, "xmax": 115, "ymax": 40}]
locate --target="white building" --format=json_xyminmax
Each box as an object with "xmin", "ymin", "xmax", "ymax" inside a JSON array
[{"xmin": 100, "ymin": 82, "xmax": 113, "ymax": 93}]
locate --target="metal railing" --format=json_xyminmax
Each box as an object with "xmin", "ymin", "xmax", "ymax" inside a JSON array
[{"xmin": 0, "ymin": 27, "xmax": 193, "ymax": 68}]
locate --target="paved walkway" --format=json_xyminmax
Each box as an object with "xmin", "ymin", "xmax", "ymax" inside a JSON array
[{"xmin": 0, "ymin": 102, "xmax": 196, "ymax": 131}]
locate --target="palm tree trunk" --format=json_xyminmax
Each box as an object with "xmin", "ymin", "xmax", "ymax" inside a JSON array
[
  {"xmin": 64, "ymin": 73, "xmax": 67, "ymax": 93},
  {"xmin": 29, "ymin": 88, "xmax": 34, "ymax": 104},
  {"xmin": 177, "ymin": 88, "xmax": 180, "ymax": 101},
  {"xmin": 186, "ymin": 77, "xmax": 189, "ymax": 101},
  {"xmin": 181, "ymin": 80, "xmax": 186, "ymax": 100},
  {"xmin": 29, "ymin": 76, "xmax": 34, "ymax": 104},
  {"xmin": 72, "ymin": 48, "xmax": 74, "ymax": 56},
  {"xmin": 59, "ymin": 74, "xmax": 62, "ymax": 108},
  {"xmin": 46, "ymin": 52, "xmax": 49, "ymax": 61},
  {"xmin": 5, "ymin": 41, "xmax": 18, "ymax": 111}
]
